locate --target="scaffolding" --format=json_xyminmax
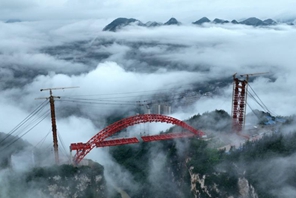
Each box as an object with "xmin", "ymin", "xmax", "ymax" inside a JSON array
[{"xmin": 231, "ymin": 74, "xmax": 248, "ymax": 133}]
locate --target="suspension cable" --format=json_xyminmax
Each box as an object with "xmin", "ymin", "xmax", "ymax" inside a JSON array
[
  {"xmin": 247, "ymin": 91, "xmax": 267, "ymax": 112},
  {"xmin": 248, "ymin": 83, "xmax": 273, "ymax": 115},
  {"xmin": 246, "ymin": 102, "xmax": 260, "ymax": 120}
]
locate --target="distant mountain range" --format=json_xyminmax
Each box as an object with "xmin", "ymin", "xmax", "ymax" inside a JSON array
[{"xmin": 103, "ymin": 17, "xmax": 294, "ymax": 32}]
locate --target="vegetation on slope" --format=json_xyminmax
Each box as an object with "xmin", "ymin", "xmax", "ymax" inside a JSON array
[
  {"xmin": 1, "ymin": 110, "xmax": 295, "ymax": 198},
  {"xmin": 0, "ymin": 164, "xmax": 106, "ymax": 198},
  {"xmin": 108, "ymin": 110, "xmax": 295, "ymax": 198},
  {"xmin": 225, "ymin": 132, "xmax": 296, "ymax": 198}
]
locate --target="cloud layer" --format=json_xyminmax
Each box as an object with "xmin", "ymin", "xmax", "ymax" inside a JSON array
[
  {"xmin": 0, "ymin": 18, "xmax": 296, "ymax": 168},
  {"xmin": 1, "ymin": 0, "xmax": 296, "ymax": 22}
]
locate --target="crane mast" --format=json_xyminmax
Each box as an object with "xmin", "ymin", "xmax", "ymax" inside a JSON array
[
  {"xmin": 231, "ymin": 73, "xmax": 248, "ymax": 133},
  {"xmin": 231, "ymin": 72, "xmax": 268, "ymax": 133},
  {"xmin": 39, "ymin": 86, "xmax": 78, "ymax": 164}
]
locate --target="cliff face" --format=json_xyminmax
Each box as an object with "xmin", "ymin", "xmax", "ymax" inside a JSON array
[
  {"xmin": 237, "ymin": 177, "xmax": 258, "ymax": 198},
  {"xmin": 2, "ymin": 111, "xmax": 293, "ymax": 198},
  {"xmin": 0, "ymin": 164, "xmax": 106, "ymax": 198},
  {"xmin": 0, "ymin": 133, "xmax": 106, "ymax": 197},
  {"xmin": 26, "ymin": 164, "xmax": 106, "ymax": 198},
  {"xmin": 188, "ymin": 164, "xmax": 259, "ymax": 198}
]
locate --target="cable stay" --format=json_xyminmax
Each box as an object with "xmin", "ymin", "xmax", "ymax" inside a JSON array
[
  {"xmin": 247, "ymin": 91, "xmax": 268, "ymax": 112},
  {"xmin": 34, "ymin": 129, "xmax": 51, "ymax": 149},
  {"xmin": 58, "ymin": 82, "xmax": 200, "ymax": 98},
  {"xmin": 246, "ymin": 83, "xmax": 274, "ymax": 117},
  {"xmin": 0, "ymin": 110, "xmax": 51, "ymax": 152},
  {"xmin": 60, "ymin": 92, "xmax": 185, "ymax": 101},
  {"xmin": 57, "ymin": 99, "xmax": 139, "ymax": 106},
  {"xmin": 57, "ymin": 93, "xmax": 203, "ymax": 108},
  {"xmin": 59, "ymin": 98, "xmax": 138, "ymax": 105},
  {"xmin": 0, "ymin": 100, "xmax": 49, "ymax": 145},
  {"xmin": 248, "ymin": 83, "xmax": 273, "ymax": 115},
  {"xmin": 14, "ymin": 108, "xmax": 49, "ymax": 137},
  {"xmin": 58, "ymin": 132, "xmax": 69, "ymax": 157},
  {"xmin": 246, "ymin": 102, "xmax": 261, "ymax": 120}
]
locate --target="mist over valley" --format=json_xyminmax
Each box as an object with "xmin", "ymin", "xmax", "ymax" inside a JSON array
[{"xmin": 1, "ymin": 0, "xmax": 296, "ymax": 197}]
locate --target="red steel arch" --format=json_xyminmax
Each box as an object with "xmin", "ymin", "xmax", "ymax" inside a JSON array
[{"xmin": 70, "ymin": 114, "xmax": 205, "ymax": 164}]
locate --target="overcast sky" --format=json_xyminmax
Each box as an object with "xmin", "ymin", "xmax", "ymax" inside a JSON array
[{"xmin": 1, "ymin": 0, "xmax": 296, "ymax": 22}]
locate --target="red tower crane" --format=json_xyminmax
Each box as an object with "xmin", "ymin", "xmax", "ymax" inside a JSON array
[
  {"xmin": 39, "ymin": 86, "xmax": 79, "ymax": 164},
  {"xmin": 231, "ymin": 72, "xmax": 268, "ymax": 133}
]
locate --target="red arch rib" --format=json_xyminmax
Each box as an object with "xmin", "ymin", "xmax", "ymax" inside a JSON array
[{"xmin": 71, "ymin": 114, "xmax": 205, "ymax": 164}]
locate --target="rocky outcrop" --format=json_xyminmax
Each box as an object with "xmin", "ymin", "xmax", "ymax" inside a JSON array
[
  {"xmin": 0, "ymin": 163, "xmax": 106, "ymax": 198},
  {"xmin": 238, "ymin": 177, "xmax": 258, "ymax": 198},
  {"xmin": 45, "ymin": 172, "xmax": 105, "ymax": 197},
  {"xmin": 188, "ymin": 164, "xmax": 258, "ymax": 198},
  {"xmin": 189, "ymin": 167, "xmax": 214, "ymax": 198}
]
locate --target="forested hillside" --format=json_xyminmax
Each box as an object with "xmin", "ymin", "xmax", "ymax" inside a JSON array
[
  {"xmin": 108, "ymin": 110, "xmax": 296, "ymax": 198},
  {"xmin": 1, "ymin": 110, "xmax": 295, "ymax": 198}
]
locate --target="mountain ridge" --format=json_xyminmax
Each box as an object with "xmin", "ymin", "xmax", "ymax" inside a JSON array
[{"xmin": 103, "ymin": 16, "xmax": 295, "ymax": 31}]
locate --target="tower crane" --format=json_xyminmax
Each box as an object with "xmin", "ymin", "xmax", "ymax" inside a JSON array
[
  {"xmin": 38, "ymin": 86, "xmax": 79, "ymax": 164},
  {"xmin": 231, "ymin": 72, "xmax": 269, "ymax": 134},
  {"xmin": 239, "ymin": 72, "xmax": 269, "ymax": 80}
]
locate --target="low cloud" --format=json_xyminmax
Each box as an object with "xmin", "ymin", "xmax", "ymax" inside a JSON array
[
  {"xmin": 0, "ymin": 19, "xmax": 296, "ymax": 174},
  {"xmin": 1, "ymin": 4, "xmax": 296, "ymax": 197}
]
